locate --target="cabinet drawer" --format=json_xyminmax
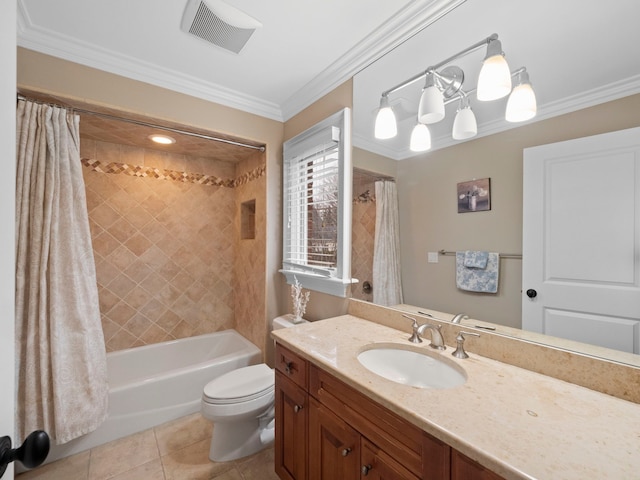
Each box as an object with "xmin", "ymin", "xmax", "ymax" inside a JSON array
[
  {"xmin": 275, "ymin": 343, "xmax": 308, "ymax": 389},
  {"xmin": 310, "ymin": 365, "xmax": 446, "ymax": 478},
  {"xmin": 361, "ymin": 438, "xmax": 419, "ymax": 480}
]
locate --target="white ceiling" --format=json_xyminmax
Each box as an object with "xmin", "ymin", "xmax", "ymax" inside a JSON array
[
  {"xmin": 17, "ymin": 0, "xmax": 465, "ymax": 121},
  {"xmin": 16, "ymin": 0, "xmax": 640, "ymax": 161}
]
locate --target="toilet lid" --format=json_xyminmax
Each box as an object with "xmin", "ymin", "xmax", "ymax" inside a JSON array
[{"xmin": 203, "ymin": 364, "xmax": 274, "ymax": 404}]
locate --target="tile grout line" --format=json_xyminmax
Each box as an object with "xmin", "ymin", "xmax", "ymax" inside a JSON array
[{"xmin": 150, "ymin": 427, "xmax": 166, "ymax": 480}]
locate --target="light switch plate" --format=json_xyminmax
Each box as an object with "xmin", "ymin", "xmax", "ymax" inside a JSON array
[{"xmin": 427, "ymin": 251, "xmax": 439, "ymax": 263}]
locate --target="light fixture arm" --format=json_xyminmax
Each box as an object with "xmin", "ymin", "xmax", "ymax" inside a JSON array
[
  {"xmin": 380, "ymin": 33, "xmax": 499, "ymax": 98},
  {"xmin": 442, "ymin": 66, "xmax": 528, "ymax": 107}
]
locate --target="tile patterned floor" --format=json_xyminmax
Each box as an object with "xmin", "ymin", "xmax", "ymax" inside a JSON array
[{"xmin": 16, "ymin": 413, "xmax": 279, "ymax": 480}]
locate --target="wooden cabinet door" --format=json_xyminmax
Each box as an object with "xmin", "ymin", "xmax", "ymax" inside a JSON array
[
  {"xmin": 275, "ymin": 371, "xmax": 308, "ymax": 480},
  {"xmin": 309, "ymin": 397, "xmax": 360, "ymax": 480},
  {"xmin": 360, "ymin": 438, "xmax": 418, "ymax": 480},
  {"xmin": 451, "ymin": 450, "xmax": 504, "ymax": 480}
]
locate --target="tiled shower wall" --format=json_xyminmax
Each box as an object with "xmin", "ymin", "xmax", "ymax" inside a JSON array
[
  {"xmin": 81, "ymin": 138, "xmax": 265, "ymax": 352},
  {"xmin": 351, "ymin": 171, "xmax": 376, "ymax": 302},
  {"xmin": 233, "ymin": 151, "xmax": 266, "ymax": 352}
]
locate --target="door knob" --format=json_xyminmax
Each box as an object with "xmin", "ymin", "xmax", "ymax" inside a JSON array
[
  {"xmin": 526, "ymin": 289, "xmax": 537, "ymax": 298},
  {"xmin": 0, "ymin": 430, "xmax": 50, "ymax": 478}
]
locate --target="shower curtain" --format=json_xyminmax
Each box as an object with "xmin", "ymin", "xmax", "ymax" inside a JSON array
[
  {"xmin": 372, "ymin": 180, "xmax": 403, "ymax": 306},
  {"xmin": 15, "ymin": 99, "xmax": 108, "ymax": 445}
]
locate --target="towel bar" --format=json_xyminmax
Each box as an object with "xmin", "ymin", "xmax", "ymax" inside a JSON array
[{"xmin": 438, "ymin": 249, "xmax": 522, "ymax": 259}]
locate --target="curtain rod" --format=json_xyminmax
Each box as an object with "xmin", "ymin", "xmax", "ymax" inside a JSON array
[
  {"xmin": 439, "ymin": 249, "xmax": 522, "ymax": 259},
  {"xmin": 17, "ymin": 94, "xmax": 266, "ymax": 152},
  {"xmin": 353, "ymin": 168, "xmax": 395, "ymax": 182}
]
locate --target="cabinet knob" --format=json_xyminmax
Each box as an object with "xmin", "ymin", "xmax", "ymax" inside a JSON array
[
  {"xmin": 293, "ymin": 404, "xmax": 303, "ymax": 413},
  {"xmin": 284, "ymin": 361, "xmax": 293, "ymax": 374},
  {"xmin": 361, "ymin": 464, "xmax": 372, "ymax": 475},
  {"xmin": 341, "ymin": 447, "xmax": 352, "ymax": 457}
]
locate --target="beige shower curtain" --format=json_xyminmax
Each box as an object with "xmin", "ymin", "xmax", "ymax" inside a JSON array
[
  {"xmin": 15, "ymin": 99, "xmax": 108, "ymax": 445},
  {"xmin": 372, "ymin": 180, "xmax": 403, "ymax": 306}
]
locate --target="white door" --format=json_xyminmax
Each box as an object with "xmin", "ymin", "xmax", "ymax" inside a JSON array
[
  {"xmin": 1, "ymin": 1, "xmax": 16, "ymax": 478},
  {"xmin": 522, "ymin": 127, "xmax": 640, "ymax": 353}
]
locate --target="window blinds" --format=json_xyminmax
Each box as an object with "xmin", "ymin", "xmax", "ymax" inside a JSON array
[{"xmin": 283, "ymin": 126, "xmax": 340, "ymax": 274}]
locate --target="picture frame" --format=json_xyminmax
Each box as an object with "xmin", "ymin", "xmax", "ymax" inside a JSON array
[{"xmin": 457, "ymin": 178, "xmax": 491, "ymax": 213}]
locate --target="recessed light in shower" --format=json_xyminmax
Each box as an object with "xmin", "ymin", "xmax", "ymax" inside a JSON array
[{"xmin": 148, "ymin": 134, "xmax": 176, "ymax": 145}]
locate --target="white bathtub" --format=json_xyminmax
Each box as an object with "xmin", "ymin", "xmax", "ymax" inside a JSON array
[{"xmin": 45, "ymin": 330, "xmax": 262, "ymax": 464}]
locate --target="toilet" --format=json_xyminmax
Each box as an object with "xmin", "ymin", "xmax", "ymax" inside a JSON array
[{"xmin": 201, "ymin": 315, "xmax": 306, "ymax": 462}]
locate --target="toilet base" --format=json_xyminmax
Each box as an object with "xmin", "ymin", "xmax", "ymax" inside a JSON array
[{"xmin": 209, "ymin": 418, "xmax": 274, "ymax": 462}]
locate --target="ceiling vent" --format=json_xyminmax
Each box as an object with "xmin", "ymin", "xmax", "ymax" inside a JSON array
[{"xmin": 181, "ymin": 0, "xmax": 262, "ymax": 54}]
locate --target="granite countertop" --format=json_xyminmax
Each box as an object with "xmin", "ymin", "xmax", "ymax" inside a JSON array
[{"xmin": 272, "ymin": 315, "xmax": 640, "ymax": 480}]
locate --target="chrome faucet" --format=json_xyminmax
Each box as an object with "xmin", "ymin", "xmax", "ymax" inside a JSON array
[
  {"xmin": 403, "ymin": 314, "xmax": 446, "ymax": 350},
  {"xmin": 451, "ymin": 313, "xmax": 469, "ymax": 324}
]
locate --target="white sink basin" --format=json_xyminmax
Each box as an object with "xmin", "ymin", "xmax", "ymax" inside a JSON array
[{"xmin": 357, "ymin": 344, "xmax": 466, "ymax": 389}]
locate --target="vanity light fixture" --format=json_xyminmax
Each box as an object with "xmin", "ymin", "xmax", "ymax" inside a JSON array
[
  {"xmin": 148, "ymin": 134, "xmax": 176, "ymax": 145},
  {"xmin": 373, "ymin": 33, "xmax": 536, "ymax": 151}
]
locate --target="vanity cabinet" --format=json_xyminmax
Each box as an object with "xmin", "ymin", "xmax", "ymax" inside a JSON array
[
  {"xmin": 274, "ymin": 343, "xmax": 505, "ymax": 480},
  {"xmin": 275, "ymin": 346, "xmax": 309, "ymax": 480}
]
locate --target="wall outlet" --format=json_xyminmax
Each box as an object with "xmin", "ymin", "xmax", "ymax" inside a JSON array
[{"xmin": 427, "ymin": 252, "xmax": 439, "ymax": 263}]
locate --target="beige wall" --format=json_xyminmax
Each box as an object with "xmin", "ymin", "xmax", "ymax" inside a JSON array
[
  {"xmin": 18, "ymin": 48, "xmax": 283, "ymax": 359},
  {"xmin": 353, "ymin": 147, "xmax": 397, "ymax": 178},
  {"xmin": 398, "ymin": 93, "xmax": 640, "ymax": 328},
  {"xmin": 280, "ymin": 80, "xmax": 354, "ymax": 321}
]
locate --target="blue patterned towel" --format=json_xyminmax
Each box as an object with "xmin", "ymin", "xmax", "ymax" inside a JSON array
[
  {"xmin": 463, "ymin": 250, "xmax": 489, "ymax": 268},
  {"xmin": 456, "ymin": 252, "xmax": 499, "ymax": 293}
]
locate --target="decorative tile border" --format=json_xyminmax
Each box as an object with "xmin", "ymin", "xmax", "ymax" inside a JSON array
[
  {"xmin": 81, "ymin": 158, "xmax": 265, "ymax": 188},
  {"xmin": 353, "ymin": 189, "xmax": 375, "ymax": 203}
]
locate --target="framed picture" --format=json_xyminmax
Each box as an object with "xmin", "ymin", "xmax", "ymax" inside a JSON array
[{"xmin": 457, "ymin": 178, "xmax": 491, "ymax": 213}]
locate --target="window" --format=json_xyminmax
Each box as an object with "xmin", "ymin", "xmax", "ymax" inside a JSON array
[{"xmin": 281, "ymin": 108, "xmax": 355, "ymax": 297}]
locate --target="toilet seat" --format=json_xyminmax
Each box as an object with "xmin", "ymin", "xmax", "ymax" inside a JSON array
[{"xmin": 203, "ymin": 364, "xmax": 274, "ymax": 405}]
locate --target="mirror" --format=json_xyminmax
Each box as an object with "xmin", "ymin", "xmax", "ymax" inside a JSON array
[{"xmin": 350, "ymin": 0, "xmax": 640, "ymax": 367}]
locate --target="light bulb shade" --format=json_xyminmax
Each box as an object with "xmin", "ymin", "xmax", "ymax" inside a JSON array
[
  {"xmin": 477, "ymin": 39, "xmax": 512, "ymax": 101},
  {"xmin": 410, "ymin": 123, "xmax": 431, "ymax": 152},
  {"xmin": 374, "ymin": 96, "xmax": 397, "ymax": 139},
  {"xmin": 418, "ymin": 86, "xmax": 445, "ymax": 124},
  {"xmin": 506, "ymin": 76, "xmax": 537, "ymax": 122},
  {"xmin": 452, "ymin": 107, "xmax": 478, "ymax": 140}
]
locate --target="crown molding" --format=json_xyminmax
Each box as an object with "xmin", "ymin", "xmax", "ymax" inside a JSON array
[
  {"xmin": 353, "ymin": 131, "xmax": 404, "ymax": 161},
  {"xmin": 16, "ymin": 2, "xmax": 283, "ymax": 121},
  {"xmin": 280, "ymin": 0, "xmax": 468, "ymax": 121}
]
